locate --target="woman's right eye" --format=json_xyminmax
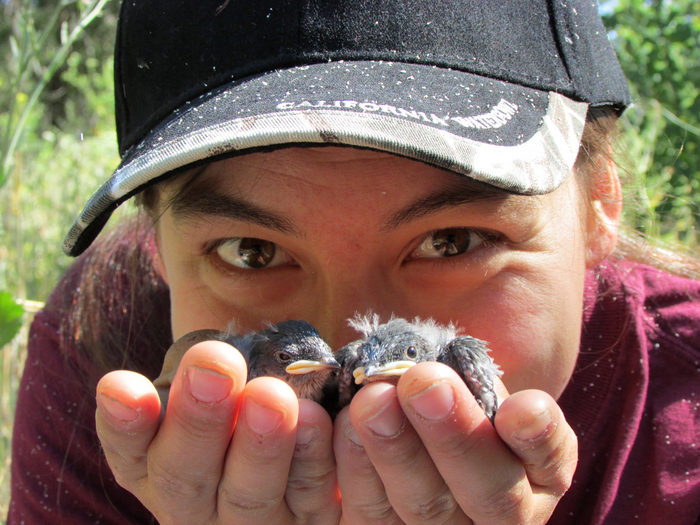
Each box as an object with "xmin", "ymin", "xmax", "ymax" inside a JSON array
[
  {"xmin": 213, "ymin": 237, "xmax": 292, "ymax": 269},
  {"xmin": 412, "ymin": 227, "xmax": 487, "ymax": 259}
]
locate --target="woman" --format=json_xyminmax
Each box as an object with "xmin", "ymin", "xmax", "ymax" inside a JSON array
[{"xmin": 9, "ymin": 0, "xmax": 700, "ymax": 523}]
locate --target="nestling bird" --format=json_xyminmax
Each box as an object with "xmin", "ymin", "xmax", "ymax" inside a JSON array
[
  {"xmin": 154, "ymin": 320, "xmax": 340, "ymax": 410},
  {"xmin": 336, "ymin": 314, "xmax": 502, "ymax": 421}
]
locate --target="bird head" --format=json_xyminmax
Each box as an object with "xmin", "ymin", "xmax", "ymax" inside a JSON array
[
  {"xmin": 249, "ymin": 320, "xmax": 340, "ymax": 401},
  {"xmin": 351, "ymin": 318, "xmax": 439, "ymax": 385}
]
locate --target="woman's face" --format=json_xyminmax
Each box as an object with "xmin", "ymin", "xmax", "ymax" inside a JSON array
[{"xmin": 156, "ymin": 147, "xmax": 606, "ymax": 398}]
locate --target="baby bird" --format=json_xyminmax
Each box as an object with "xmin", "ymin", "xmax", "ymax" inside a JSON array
[
  {"xmin": 336, "ymin": 314, "xmax": 502, "ymax": 421},
  {"xmin": 154, "ymin": 320, "xmax": 340, "ymax": 410},
  {"xmin": 245, "ymin": 320, "xmax": 341, "ymax": 402}
]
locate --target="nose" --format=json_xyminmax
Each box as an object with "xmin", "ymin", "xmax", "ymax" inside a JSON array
[{"xmin": 303, "ymin": 269, "xmax": 398, "ymax": 351}]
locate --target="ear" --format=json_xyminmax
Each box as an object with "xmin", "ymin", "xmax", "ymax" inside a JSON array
[{"xmin": 585, "ymin": 156, "xmax": 622, "ymax": 268}]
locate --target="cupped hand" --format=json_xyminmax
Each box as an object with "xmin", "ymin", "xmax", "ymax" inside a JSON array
[
  {"xmin": 333, "ymin": 361, "xmax": 577, "ymax": 524},
  {"xmin": 95, "ymin": 340, "xmax": 341, "ymax": 525}
]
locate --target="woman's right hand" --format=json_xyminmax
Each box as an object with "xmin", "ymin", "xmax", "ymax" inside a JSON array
[{"xmin": 95, "ymin": 340, "xmax": 341, "ymax": 525}]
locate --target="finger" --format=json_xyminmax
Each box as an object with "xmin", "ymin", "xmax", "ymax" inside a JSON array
[
  {"xmin": 333, "ymin": 406, "xmax": 402, "ymax": 525},
  {"xmin": 494, "ymin": 389, "xmax": 578, "ymax": 498},
  {"xmin": 285, "ymin": 399, "xmax": 341, "ymax": 523},
  {"xmin": 348, "ymin": 381, "xmax": 469, "ymax": 525},
  {"xmin": 147, "ymin": 340, "xmax": 247, "ymax": 521},
  {"xmin": 398, "ymin": 362, "xmax": 536, "ymax": 524},
  {"xmin": 218, "ymin": 376, "xmax": 299, "ymax": 524},
  {"xmin": 96, "ymin": 371, "xmax": 163, "ymax": 493}
]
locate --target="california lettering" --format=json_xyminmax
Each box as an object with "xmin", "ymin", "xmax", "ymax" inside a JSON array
[{"xmin": 275, "ymin": 98, "xmax": 519, "ymax": 130}]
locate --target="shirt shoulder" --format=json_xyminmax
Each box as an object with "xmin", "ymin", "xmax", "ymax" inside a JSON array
[
  {"xmin": 631, "ymin": 263, "xmax": 700, "ymax": 357},
  {"xmin": 554, "ymin": 260, "xmax": 700, "ymax": 524},
  {"xmin": 9, "ymin": 306, "xmax": 155, "ymax": 524}
]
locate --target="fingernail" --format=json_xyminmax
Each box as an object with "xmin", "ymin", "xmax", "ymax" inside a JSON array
[
  {"xmin": 245, "ymin": 398, "xmax": 284, "ymax": 436},
  {"xmin": 345, "ymin": 424, "xmax": 364, "ymax": 447},
  {"xmin": 186, "ymin": 366, "xmax": 233, "ymax": 403},
  {"xmin": 407, "ymin": 381, "xmax": 455, "ymax": 421},
  {"xmin": 295, "ymin": 425, "xmax": 318, "ymax": 446},
  {"xmin": 364, "ymin": 394, "xmax": 404, "ymax": 438},
  {"xmin": 99, "ymin": 394, "xmax": 139, "ymax": 422},
  {"xmin": 514, "ymin": 410, "xmax": 554, "ymax": 442}
]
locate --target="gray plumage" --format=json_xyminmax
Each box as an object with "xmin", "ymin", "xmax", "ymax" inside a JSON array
[
  {"xmin": 154, "ymin": 321, "xmax": 340, "ymax": 410},
  {"xmin": 336, "ymin": 314, "xmax": 502, "ymax": 421}
]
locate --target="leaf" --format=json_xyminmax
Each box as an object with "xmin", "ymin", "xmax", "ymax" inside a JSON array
[{"xmin": 0, "ymin": 292, "xmax": 25, "ymax": 347}]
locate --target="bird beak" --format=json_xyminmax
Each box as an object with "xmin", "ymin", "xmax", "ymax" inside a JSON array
[
  {"xmin": 286, "ymin": 358, "xmax": 341, "ymax": 375},
  {"xmin": 353, "ymin": 361, "xmax": 417, "ymax": 384}
]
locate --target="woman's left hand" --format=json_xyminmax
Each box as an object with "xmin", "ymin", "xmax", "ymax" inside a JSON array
[{"xmin": 333, "ymin": 361, "xmax": 577, "ymax": 524}]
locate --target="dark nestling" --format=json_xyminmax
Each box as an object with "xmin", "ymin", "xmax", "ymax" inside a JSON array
[{"xmin": 154, "ymin": 320, "xmax": 340, "ymax": 412}]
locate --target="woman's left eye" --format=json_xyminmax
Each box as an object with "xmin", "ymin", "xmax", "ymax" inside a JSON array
[
  {"xmin": 212, "ymin": 237, "xmax": 292, "ymax": 269},
  {"xmin": 411, "ymin": 228, "xmax": 486, "ymax": 259}
]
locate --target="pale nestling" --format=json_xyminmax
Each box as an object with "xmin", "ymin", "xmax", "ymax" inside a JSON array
[{"xmin": 336, "ymin": 314, "xmax": 502, "ymax": 421}]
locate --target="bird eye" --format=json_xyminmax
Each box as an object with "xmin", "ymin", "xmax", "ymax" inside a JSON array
[
  {"xmin": 276, "ymin": 351, "xmax": 293, "ymax": 362},
  {"xmin": 214, "ymin": 237, "xmax": 291, "ymax": 269},
  {"xmin": 406, "ymin": 346, "xmax": 417, "ymax": 359},
  {"xmin": 413, "ymin": 228, "xmax": 485, "ymax": 258}
]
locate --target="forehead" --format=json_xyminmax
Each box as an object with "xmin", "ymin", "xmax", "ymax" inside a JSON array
[
  {"xmin": 180, "ymin": 147, "xmax": 496, "ymax": 188},
  {"xmin": 163, "ymin": 146, "xmax": 541, "ymax": 219}
]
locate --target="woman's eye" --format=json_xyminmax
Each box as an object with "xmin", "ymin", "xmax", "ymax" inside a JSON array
[
  {"xmin": 214, "ymin": 237, "xmax": 290, "ymax": 269},
  {"xmin": 412, "ymin": 228, "xmax": 486, "ymax": 259}
]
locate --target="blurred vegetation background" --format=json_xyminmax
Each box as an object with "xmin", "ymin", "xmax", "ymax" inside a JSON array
[{"xmin": 0, "ymin": 0, "xmax": 699, "ymax": 516}]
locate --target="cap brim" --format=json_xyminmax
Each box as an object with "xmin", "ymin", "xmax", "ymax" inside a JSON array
[{"xmin": 64, "ymin": 60, "xmax": 587, "ymax": 256}]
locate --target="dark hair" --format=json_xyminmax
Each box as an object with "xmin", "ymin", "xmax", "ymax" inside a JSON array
[{"xmin": 59, "ymin": 214, "xmax": 171, "ymax": 389}]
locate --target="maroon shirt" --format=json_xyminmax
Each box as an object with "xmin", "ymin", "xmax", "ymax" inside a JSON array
[{"xmin": 8, "ymin": 258, "xmax": 700, "ymax": 524}]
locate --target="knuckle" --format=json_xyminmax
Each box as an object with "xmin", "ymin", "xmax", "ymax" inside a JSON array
[
  {"xmin": 382, "ymin": 436, "xmax": 425, "ymax": 466},
  {"xmin": 475, "ymin": 474, "xmax": 531, "ymax": 523},
  {"xmin": 100, "ymin": 447, "xmax": 148, "ymax": 489},
  {"xmin": 431, "ymin": 428, "xmax": 481, "ymax": 463},
  {"xmin": 287, "ymin": 465, "xmax": 336, "ymax": 494},
  {"xmin": 351, "ymin": 497, "xmax": 398, "ymax": 523},
  {"xmin": 525, "ymin": 429, "xmax": 578, "ymax": 495},
  {"xmin": 148, "ymin": 460, "xmax": 208, "ymax": 502},
  {"xmin": 170, "ymin": 407, "xmax": 229, "ymax": 441},
  {"xmin": 402, "ymin": 485, "xmax": 460, "ymax": 522},
  {"xmin": 453, "ymin": 473, "xmax": 533, "ymax": 523},
  {"xmin": 109, "ymin": 461, "xmax": 147, "ymax": 490},
  {"xmin": 217, "ymin": 484, "xmax": 283, "ymax": 516}
]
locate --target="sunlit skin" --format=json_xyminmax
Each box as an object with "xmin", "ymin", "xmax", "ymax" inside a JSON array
[
  {"xmin": 159, "ymin": 147, "xmax": 593, "ymax": 395},
  {"xmin": 95, "ymin": 146, "xmax": 621, "ymax": 525}
]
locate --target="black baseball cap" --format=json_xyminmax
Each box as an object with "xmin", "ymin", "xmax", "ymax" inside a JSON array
[{"xmin": 63, "ymin": 0, "xmax": 631, "ymax": 257}]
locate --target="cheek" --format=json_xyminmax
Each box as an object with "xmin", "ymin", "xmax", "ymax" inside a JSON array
[
  {"xmin": 167, "ymin": 270, "xmax": 286, "ymax": 340},
  {"xmin": 447, "ymin": 263, "xmax": 585, "ymax": 398},
  {"xmin": 166, "ymin": 262, "xmax": 227, "ymax": 340}
]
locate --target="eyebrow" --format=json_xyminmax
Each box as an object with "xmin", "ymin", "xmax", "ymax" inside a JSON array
[
  {"xmin": 383, "ymin": 181, "xmax": 511, "ymax": 230},
  {"xmin": 168, "ymin": 173, "xmax": 511, "ymax": 235},
  {"xmin": 170, "ymin": 187, "xmax": 299, "ymax": 236}
]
